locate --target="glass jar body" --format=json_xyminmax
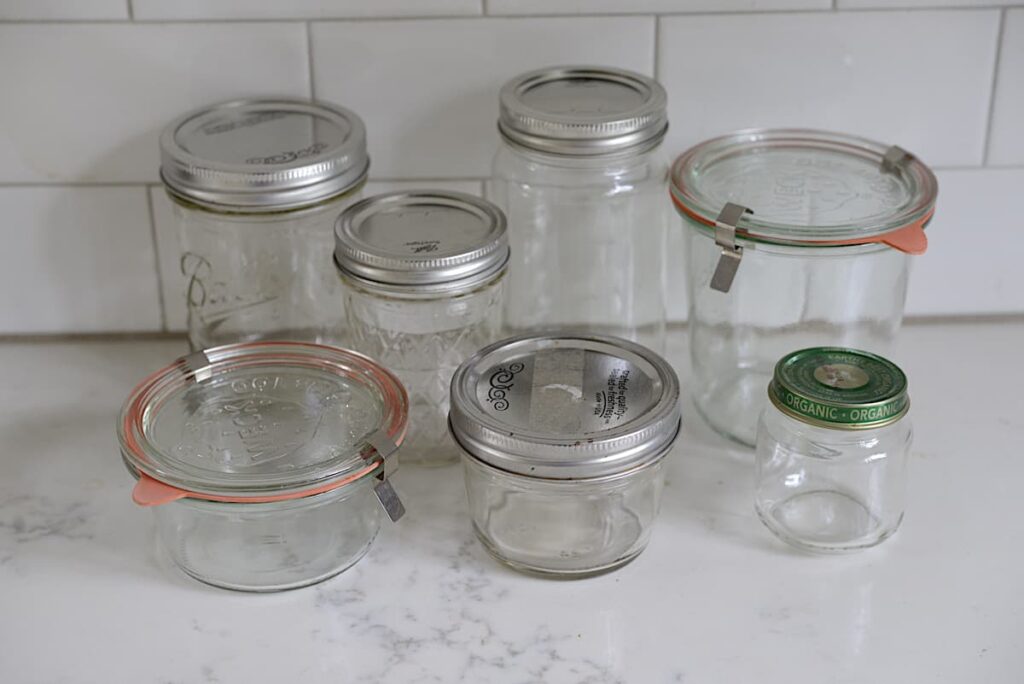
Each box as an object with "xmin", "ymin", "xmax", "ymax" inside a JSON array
[
  {"xmin": 170, "ymin": 189, "xmax": 362, "ymax": 350},
  {"xmin": 152, "ymin": 480, "xmax": 381, "ymax": 591},
  {"xmin": 681, "ymin": 220, "xmax": 911, "ymax": 446},
  {"xmin": 343, "ymin": 273, "xmax": 507, "ymax": 466},
  {"xmin": 755, "ymin": 403, "xmax": 911, "ymax": 553},
  {"xmin": 461, "ymin": 453, "xmax": 667, "ymax": 577},
  {"xmin": 489, "ymin": 144, "xmax": 669, "ymax": 353}
]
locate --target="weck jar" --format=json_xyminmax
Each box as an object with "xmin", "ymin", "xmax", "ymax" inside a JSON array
[
  {"xmin": 117, "ymin": 342, "xmax": 408, "ymax": 591},
  {"xmin": 159, "ymin": 98, "xmax": 369, "ymax": 349},
  {"xmin": 449, "ymin": 332, "xmax": 681, "ymax": 578},
  {"xmin": 670, "ymin": 129, "xmax": 937, "ymax": 446},
  {"xmin": 335, "ymin": 191, "xmax": 509, "ymax": 466},
  {"xmin": 489, "ymin": 66, "xmax": 671, "ymax": 353},
  {"xmin": 755, "ymin": 347, "xmax": 912, "ymax": 553}
]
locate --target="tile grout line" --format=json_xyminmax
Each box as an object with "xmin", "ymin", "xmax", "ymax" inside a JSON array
[
  {"xmin": 144, "ymin": 185, "xmax": 169, "ymax": 333},
  {"xmin": 982, "ymin": 8, "xmax": 1007, "ymax": 166},
  {"xmin": 126, "ymin": 0, "xmax": 134, "ymax": 21},
  {"xmin": 653, "ymin": 15, "xmax": 661, "ymax": 82},
  {"xmin": 305, "ymin": 21, "xmax": 317, "ymax": 99}
]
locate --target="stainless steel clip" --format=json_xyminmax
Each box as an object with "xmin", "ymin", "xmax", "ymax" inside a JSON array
[
  {"xmin": 180, "ymin": 350, "xmax": 213, "ymax": 383},
  {"xmin": 361, "ymin": 430, "xmax": 405, "ymax": 522},
  {"xmin": 881, "ymin": 145, "xmax": 911, "ymax": 174},
  {"xmin": 710, "ymin": 202, "xmax": 752, "ymax": 293}
]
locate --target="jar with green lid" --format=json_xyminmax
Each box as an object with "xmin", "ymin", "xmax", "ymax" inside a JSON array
[{"xmin": 755, "ymin": 347, "xmax": 911, "ymax": 553}]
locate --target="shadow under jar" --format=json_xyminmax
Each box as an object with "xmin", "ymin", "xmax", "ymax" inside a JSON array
[
  {"xmin": 670, "ymin": 129, "xmax": 937, "ymax": 447},
  {"xmin": 335, "ymin": 191, "xmax": 509, "ymax": 466},
  {"xmin": 489, "ymin": 66, "xmax": 671, "ymax": 353},
  {"xmin": 449, "ymin": 333, "xmax": 681, "ymax": 578},
  {"xmin": 117, "ymin": 342, "xmax": 408, "ymax": 592},
  {"xmin": 755, "ymin": 347, "xmax": 912, "ymax": 553},
  {"xmin": 159, "ymin": 98, "xmax": 369, "ymax": 349}
]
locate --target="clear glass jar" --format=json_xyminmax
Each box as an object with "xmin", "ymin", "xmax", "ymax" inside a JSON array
[
  {"xmin": 671, "ymin": 129, "xmax": 937, "ymax": 446},
  {"xmin": 117, "ymin": 342, "xmax": 408, "ymax": 591},
  {"xmin": 449, "ymin": 333, "xmax": 681, "ymax": 578},
  {"xmin": 489, "ymin": 66, "xmax": 671, "ymax": 353},
  {"xmin": 160, "ymin": 99, "xmax": 369, "ymax": 349},
  {"xmin": 335, "ymin": 191, "xmax": 509, "ymax": 467},
  {"xmin": 755, "ymin": 347, "xmax": 911, "ymax": 553}
]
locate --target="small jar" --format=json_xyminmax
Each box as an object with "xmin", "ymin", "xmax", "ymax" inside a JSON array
[
  {"xmin": 117, "ymin": 342, "xmax": 408, "ymax": 591},
  {"xmin": 160, "ymin": 99, "xmax": 369, "ymax": 349},
  {"xmin": 755, "ymin": 347, "xmax": 912, "ymax": 553},
  {"xmin": 489, "ymin": 66, "xmax": 671, "ymax": 353},
  {"xmin": 449, "ymin": 333, "xmax": 681, "ymax": 578},
  {"xmin": 335, "ymin": 191, "xmax": 509, "ymax": 466},
  {"xmin": 671, "ymin": 129, "xmax": 937, "ymax": 446}
]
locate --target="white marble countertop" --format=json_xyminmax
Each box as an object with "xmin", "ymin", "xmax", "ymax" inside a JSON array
[{"xmin": 1, "ymin": 322, "xmax": 1022, "ymax": 683}]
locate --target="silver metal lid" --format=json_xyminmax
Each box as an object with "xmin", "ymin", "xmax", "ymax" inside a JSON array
[
  {"xmin": 498, "ymin": 66, "xmax": 668, "ymax": 156},
  {"xmin": 334, "ymin": 191, "xmax": 509, "ymax": 294},
  {"xmin": 449, "ymin": 333, "xmax": 681, "ymax": 479},
  {"xmin": 159, "ymin": 98, "xmax": 369, "ymax": 211}
]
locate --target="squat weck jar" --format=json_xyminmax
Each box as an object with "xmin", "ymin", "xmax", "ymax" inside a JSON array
[
  {"xmin": 159, "ymin": 98, "xmax": 369, "ymax": 349},
  {"xmin": 117, "ymin": 342, "xmax": 408, "ymax": 592},
  {"xmin": 670, "ymin": 129, "xmax": 937, "ymax": 446},
  {"xmin": 335, "ymin": 191, "xmax": 509, "ymax": 466},
  {"xmin": 449, "ymin": 333, "xmax": 681, "ymax": 578}
]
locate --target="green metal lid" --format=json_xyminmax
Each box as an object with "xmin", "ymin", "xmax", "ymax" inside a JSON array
[{"xmin": 768, "ymin": 347, "xmax": 909, "ymax": 430}]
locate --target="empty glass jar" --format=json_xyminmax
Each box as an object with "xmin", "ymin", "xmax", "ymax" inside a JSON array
[
  {"xmin": 335, "ymin": 191, "xmax": 509, "ymax": 466},
  {"xmin": 117, "ymin": 342, "xmax": 408, "ymax": 591},
  {"xmin": 489, "ymin": 66, "xmax": 671, "ymax": 352},
  {"xmin": 449, "ymin": 333, "xmax": 681, "ymax": 578},
  {"xmin": 755, "ymin": 347, "xmax": 911, "ymax": 553},
  {"xmin": 671, "ymin": 129, "xmax": 937, "ymax": 446},
  {"xmin": 160, "ymin": 98, "xmax": 369, "ymax": 349}
]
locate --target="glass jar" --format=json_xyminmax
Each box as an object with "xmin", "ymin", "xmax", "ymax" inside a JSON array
[
  {"xmin": 755, "ymin": 347, "xmax": 911, "ymax": 553},
  {"xmin": 117, "ymin": 342, "xmax": 408, "ymax": 591},
  {"xmin": 489, "ymin": 66, "xmax": 671, "ymax": 353},
  {"xmin": 670, "ymin": 129, "xmax": 937, "ymax": 446},
  {"xmin": 159, "ymin": 99, "xmax": 369, "ymax": 349},
  {"xmin": 449, "ymin": 333, "xmax": 681, "ymax": 578},
  {"xmin": 335, "ymin": 191, "xmax": 509, "ymax": 467}
]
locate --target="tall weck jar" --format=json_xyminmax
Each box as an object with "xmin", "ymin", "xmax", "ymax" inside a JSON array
[{"xmin": 489, "ymin": 66, "xmax": 671, "ymax": 353}]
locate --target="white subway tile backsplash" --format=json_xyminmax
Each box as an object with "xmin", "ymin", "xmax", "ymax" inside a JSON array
[
  {"xmin": 840, "ymin": 0, "xmax": 1022, "ymax": 7},
  {"xmin": 132, "ymin": 0, "xmax": 481, "ymax": 20},
  {"xmin": 310, "ymin": 17, "xmax": 654, "ymax": 179},
  {"xmin": 658, "ymin": 11, "xmax": 1000, "ymax": 168},
  {"xmin": 0, "ymin": 0, "xmax": 128, "ymax": 20},
  {"xmin": 152, "ymin": 180, "xmax": 484, "ymax": 332},
  {"xmin": 906, "ymin": 168, "xmax": 1024, "ymax": 316},
  {"xmin": 488, "ymin": 0, "xmax": 827, "ymax": 14},
  {"xmin": 0, "ymin": 23, "xmax": 309, "ymax": 184},
  {"xmin": 0, "ymin": 187, "xmax": 160, "ymax": 334},
  {"xmin": 988, "ymin": 9, "xmax": 1024, "ymax": 165}
]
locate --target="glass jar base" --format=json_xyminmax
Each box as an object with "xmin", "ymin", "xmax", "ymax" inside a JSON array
[
  {"xmin": 756, "ymin": 491, "xmax": 900, "ymax": 553},
  {"xmin": 693, "ymin": 368, "xmax": 772, "ymax": 447}
]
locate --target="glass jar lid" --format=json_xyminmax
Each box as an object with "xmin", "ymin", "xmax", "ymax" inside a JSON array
[
  {"xmin": 498, "ymin": 66, "xmax": 668, "ymax": 156},
  {"xmin": 118, "ymin": 342, "xmax": 408, "ymax": 505},
  {"xmin": 449, "ymin": 333, "xmax": 681, "ymax": 479},
  {"xmin": 769, "ymin": 347, "xmax": 909, "ymax": 430},
  {"xmin": 334, "ymin": 190, "xmax": 509, "ymax": 294},
  {"xmin": 670, "ymin": 129, "xmax": 937, "ymax": 249},
  {"xmin": 160, "ymin": 98, "xmax": 369, "ymax": 211}
]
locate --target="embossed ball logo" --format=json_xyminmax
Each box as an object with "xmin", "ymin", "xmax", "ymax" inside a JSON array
[{"xmin": 486, "ymin": 362, "xmax": 525, "ymax": 411}]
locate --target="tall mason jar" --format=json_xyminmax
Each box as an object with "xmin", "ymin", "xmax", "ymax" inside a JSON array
[
  {"xmin": 489, "ymin": 66, "xmax": 671, "ymax": 353},
  {"xmin": 669, "ymin": 129, "xmax": 937, "ymax": 446},
  {"xmin": 159, "ymin": 99, "xmax": 369, "ymax": 349},
  {"xmin": 335, "ymin": 191, "xmax": 509, "ymax": 466}
]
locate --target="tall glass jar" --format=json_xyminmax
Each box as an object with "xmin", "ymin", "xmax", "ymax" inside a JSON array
[
  {"xmin": 755, "ymin": 347, "xmax": 912, "ymax": 552},
  {"xmin": 335, "ymin": 191, "xmax": 509, "ymax": 466},
  {"xmin": 159, "ymin": 99, "xmax": 369, "ymax": 349},
  {"xmin": 670, "ymin": 129, "xmax": 937, "ymax": 446},
  {"xmin": 489, "ymin": 66, "xmax": 671, "ymax": 353}
]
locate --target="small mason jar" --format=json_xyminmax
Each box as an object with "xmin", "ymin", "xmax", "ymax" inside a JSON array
[
  {"xmin": 489, "ymin": 66, "xmax": 671, "ymax": 353},
  {"xmin": 159, "ymin": 99, "xmax": 369, "ymax": 349},
  {"xmin": 449, "ymin": 333, "xmax": 681, "ymax": 578},
  {"xmin": 335, "ymin": 191, "xmax": 509, "ymax": 466},
  {"xmin": 671, "ymin": 129, "xmax": 937, "ymax": 446},
  {"xmin": 755, "ymin": 347, "xmax": 912, "ymax": 553},
  {"xmin": 117, "ymin": 342, "xmax": 408, "ymax": 591}
]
